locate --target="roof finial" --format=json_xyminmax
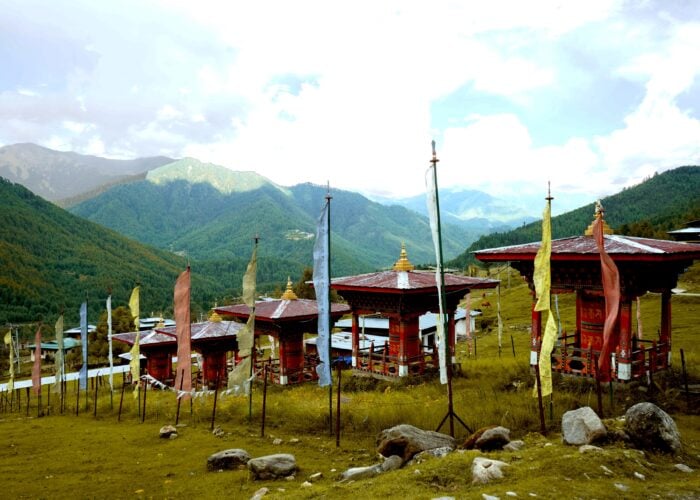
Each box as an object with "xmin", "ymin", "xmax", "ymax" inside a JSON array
[
  {"xmin": 585, "ymin": 200, "xmax": 613, "ymax": 236},
  {"xmin": 393, "ymin": 242, "xmax": 415, "ymax": 271},
  {"xmin": 281, "ymin": 276, "xmax": 298, "ymax": 300}
]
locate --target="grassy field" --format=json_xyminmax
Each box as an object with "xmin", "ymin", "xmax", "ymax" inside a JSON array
[{"xmin": 1, "ymin": 265, "xmax": 699, "ymax": 499}]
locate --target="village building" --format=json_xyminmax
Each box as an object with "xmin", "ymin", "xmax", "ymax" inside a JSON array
[
  {"xmin": 668, "ymin": 219, "xmax": 700, "ymax": 243},
  {"xmin": 329, "ymin": 245, "xmax": 499, "ymax": 379},
  {"xmin": 214, "ymin": 279, "xmax": 350, "ymax": 385},
  {"xmin": 475, "ymin": 206, "xmax": 700, "ymax": 382}
]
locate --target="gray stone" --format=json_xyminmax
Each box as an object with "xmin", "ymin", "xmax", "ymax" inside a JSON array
[
  {"xmin": 503, "ymin": 440, "xmax": 525, "ymax": 452},
  {"xmin": 340, "ymin": 464, "xmax": 383, "ymax": 481},
  {"xmin": 308, "ymin": 472, "xmax": 323, "ymax": 482},
  {"xmin": 250, "ymin": 487, "xmax": 269, "ymax": 500},
  {"xmin": 248, "ymin": 454, "xmax": 297, "ymax": 480},
  {"xmin": 578, "ymin": 445, "xmax": 603, "ymax": 454},
  {"xmin": 561, "ymin": 407, "xmax": 607, "ymax": 445},
  {"xmin": 301, "ymin": 481, "xmax": 312, "ymax": 488},
  {"xmin": 207, "ymin": 448, "xmax": 251, "ymax": 471},
  {"xmin": 624, "ymin": 402, "xmax": 681, "ymax": 453},
  {"xmin": 482, "ymin": 495, "xmax": 500, "ymax": 500},
  {"xmin": 381, "ymin": 455, "xmax": 403, "ymax": 472},
  {"xmin": 472, "ymin": 457, "xmax": 510, "ymax": 485},
  {"xmin": 159, "ymin": 424, "xmax": 178, "ymax": 438},
  {"xmin": 475, "ymin": 426, "xmax": 511, "ymax": 451},
  {"xmin": 410, "ymin": 446, "xmax": 453, "ymax": 464},
  {"xmin": 376, "ymin": 424, "xmax": 456, "ymax": 462},
  {"xmin": 674, "ymin": 463, "xmax": 693, "ymax": 473}
]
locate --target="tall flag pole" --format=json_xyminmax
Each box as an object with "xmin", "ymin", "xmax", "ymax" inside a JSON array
[
  {"xmin": 427, "ymin": 140, "xmax": 465, "ymax": 438},
  {"xmin": 128, "ymin": 285, "xmax": 140, "ymax": 391},
  {"xmin": 107, "ymin": 294, "xmax": 114, "ymax": 395},
  {"xmin": 592, "ymin": 201, "xmax": 620, "ymax": 381},
  {"xmin": 32, "ymin": 325, "xmax": 42, "ymax": 396},
  {"xmin": 313, "ymin": 187, "xmax": 333, "ymax": 432},
  {"xmin": 174, "ymin": 267, "xmax": 192, "ymax": 400},
  {"xmin": 79, "ymin": 301, "xmax": 88, "ymax": 391},
  {"xmin": 53, "ymin": 314, "xmax": 64, "ymax": 395},
  {"xmin": 4, "ymin": 329, "xmax": 14, "ymax": 394},
  {"xmin": 532, "ymin": 185, "xmax": 558, "ymax": 398}
]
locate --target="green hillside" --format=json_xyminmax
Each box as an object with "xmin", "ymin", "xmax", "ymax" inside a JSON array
[
  {"xmin": 70, "ymin": 163, "xmax": 474, "ymax": 275},
  {"xmin": 449, "ymin": 166, "xmax": 700, "ymax": 269},
  {"xmin": 0, "ymin": 178, "xmax": 225, "ymax": 326}
]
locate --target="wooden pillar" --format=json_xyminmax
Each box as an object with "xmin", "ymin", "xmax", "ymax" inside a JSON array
[
  {"xmin": 531, "ymin": 291, "xmax": 542, "ymax": 366},
  {"xmin": 575, "ymin": 290, "xmax": 583, "ymax": 349},
  {"xmin": 660, "ymin": 290, "xmax": 672, "ymax": 367},
  {"xmin": 390, "ymin": 316, "xmax": 420, "ymax": 377},
  {"xmin": 351, "ymin": 313, "xmax": 360, "ymax": 369},
  {"xmin": 617, "ymin": 298, "xmax": 632, "ymax": 381},
  {"xmin": 278, "ymin": 336, "xmax": 288, "ymax": 385}
]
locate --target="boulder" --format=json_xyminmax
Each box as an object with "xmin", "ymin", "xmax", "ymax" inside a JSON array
[
  {"xmin": 207, "ymin": 448, "xmax": 251, "ymax": 471},
  {"xmin": 159, "ymin": 425, "xmax": 178, "ymax": 439},
  {"xmin": 471, "ymin": 456, "xmax": 509, "ymax": 485},
  {"xmin": 248, "ymin": 454, "xmax": 298, "ymax": 480},
  {"xmin": 380, "ymin": 455, "xmax": 403, "ymax": 472},
  {"xmin": 624, "ymin": 402, "xmax": 681, "ymax": 453},
  {"xmin": 410, "ymin": 446, "xmax": 453, "ymax": 464},
  {"xmin": 503, "ymin": 440, "xmax": 524, "ymax": 452},
  {"xmin": 561, "ymin": 407, "xmax": 607, "ymax": 445},
  {"xmin": 474, "ymin": 426, "xmax": 511, "ymax": 451},
  {"xmin": 376, "ymin": 424, "xmax": 456, "ymax": 462},
  {"xmin": 340, "ymin": 464, "xmax": 383, "ymax": 481}
]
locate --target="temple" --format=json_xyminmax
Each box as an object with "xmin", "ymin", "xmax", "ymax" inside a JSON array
[
  {"xmin": 330, "ymin": 244, "xmax": 499, "ymax": 378},
  {"xmin": 215, "ymin": 278, "xmax": 350, "ymax": 385},
  {"xmin": 475, "ymin": 204, "xmax": 700, "ymax": 382}
]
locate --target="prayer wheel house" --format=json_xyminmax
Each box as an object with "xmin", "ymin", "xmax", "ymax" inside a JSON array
[
  {"xmin": 215, "ymin": 279, "xmax": 350, "ymax": 385},
  {"xmin": 475, "ymin": 206, "xmax": 700, "ymax": 382},
  {"xmin": 330, "ymin": 245, "xmax": 499, "ymax": 379}
]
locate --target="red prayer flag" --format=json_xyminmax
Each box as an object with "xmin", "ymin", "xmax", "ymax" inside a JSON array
[
  {"xmin": 174, "ymin": 267, "xmax": 192, "ymax": 399},
  {"xmin": 593, "ymin": 218, "xmax": 620, "ymax": 381},
  {"xmin": 32, "ymin": 326, "xmax": 42, "ymax": 395}
]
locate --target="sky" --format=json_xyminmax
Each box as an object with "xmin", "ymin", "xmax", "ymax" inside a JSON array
[{"xmin": 1, "ymin": 0, "xmax": 699, "ymax": 215}]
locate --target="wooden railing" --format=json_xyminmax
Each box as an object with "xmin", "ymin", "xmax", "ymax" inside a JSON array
[{"xmin": 355, "ymin": 341, "xmax": 437, "ymax": 377}]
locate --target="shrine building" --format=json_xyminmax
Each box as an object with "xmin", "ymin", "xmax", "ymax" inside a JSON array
[{"xmin": 475, "ymin": 206, "xmax": 700, "ymax": 382}]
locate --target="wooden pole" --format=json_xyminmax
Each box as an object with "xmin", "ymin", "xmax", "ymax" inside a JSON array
[
  {"xmin": 211, "ymin": 371, "xmax": 221, "ymax": 432},
  {"xmin": 260, "ymin": 363, "xmax": 268, "ymax": 437},
  {"xmin": 94, "ymin": 374, "xmax": 99, "ymax": 418},
  {"xmin": 117, "ymin": 377, "xmax": 126, "ymax": 422},
  {"xmin": 75, "ymin": 379, "xmax": 80, "ymax": 416},
  {"xmin": 593, "ymin": 354, "xmax": 604, "ymax": 418},
  {"xmin": 681, "ymin": 349, "xmax": 690, "ymax": 409},
  {"xmin": 511, "ymin": 335, "xmax": 516, "ymax": 358},
  {"xmin": 141, "ymin": 379, "xmax": 147, "ymax": 423},
  {"xmin": 175, "ymin": 369, "xmax": 185, "ymax": 426},
  {"xmin": 534, "ymin": 363, "xmax": 546, "ymax": 435},
  {"xmin": 335, "ymin": 362, "xmax": 342, "ymax": 447},
  {"xmin": 26, "ymin": 387, "xmax": 30, "ymax": 417},
  {"xmin": 46, "ymin": 382, "xmax": 50, "ymax": 416},
  {"xmin": 474, "ymin": 336, "xmax": 477, "ymax": 359}
]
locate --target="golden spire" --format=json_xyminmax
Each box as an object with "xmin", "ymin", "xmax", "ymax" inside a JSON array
[
  {"xmin": 393, "ymin": 242, "xmax": 414, "ymax": 271},
  {"xmin": 584, "ymin": 200, "xmax": 613, "ymax": 236},
  {"xmin": 281, "ymin": 276, "xmax": 298, "ymax": 300},
  {"xmin": 208, "ymin": 310, "xmax": 222, "ymax": 322}
]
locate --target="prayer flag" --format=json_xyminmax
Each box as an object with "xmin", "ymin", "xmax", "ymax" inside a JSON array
[
  {"xmin": 4, "ymin": 330, "xmax": 14, "ymax": 393},
  {"xmin": 32, "ymin": 326, "xmax": 42, "ymax": 395},
  {"xmin": 107, "ymin": 295, "xmax": 114, "ymax": 392},
  {"xmin": 228, "ymin": 246, "xmax": 257, "ymax": 392},
  {"xmin": 426, "ymin": 165, "xmax": 448, "ymax": 384},
  {"xmin": 128, "ymin": 286, "xmax": 140, "ymax": 385},
  {"xmin": 79, "ymin": 301, "xmax": 88, "ymax": 390},
  {"xmin": 313, "ymin": 200, "xmax": 331, "ymax": 387},
  {"xmin": 593, "ymin": 217, "xmax": 620, "ymax": 380},
  {"xmin": 53, "ymin": 315, "xmax": 64, "ymax": 394},
  {"xmin": 533, "ymin": 199, "xmax": 558, "ymax": 397},
  {"xmin": 174, "ymin": 267, "xmax": 192, "ymax": 399}
]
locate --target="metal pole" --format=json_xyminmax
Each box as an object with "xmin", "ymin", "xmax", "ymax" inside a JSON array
[
  {"xmin": 335, "ymin": 361, "xmax": 342, "ymax": 447},
  {"xmin": 260, "ymin": 363, "xmax": 268, "ymax": 437},
  {"xmin": 326, "ymin": 192, "xmax": 333, "ymax": 435}
]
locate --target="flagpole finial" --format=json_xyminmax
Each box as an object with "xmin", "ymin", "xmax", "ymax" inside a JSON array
[
  {"xmin": 325, "ymin": 181, "xmax": 332, "ymax": 201},
  {"xmin": 431, "ymin": 140, "xmax": 439, "ymax": 166},
  {"xmin": 546, "ymin": 181, "xmax": 553, "ymax": 202}
]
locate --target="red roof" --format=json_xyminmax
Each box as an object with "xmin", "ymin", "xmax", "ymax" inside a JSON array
[
  {"xmin": 475, "ymin": 235, "xmax": 700, "ymax": 263},
  {"xmin": 330, "ymin": 269, "xmax": 499, "ymax": 293},
  {"xmin": 112, "ymin": 330, "xmax": 175, "ymax": 347},
  {"xmin": 215, "ymin": 298, "xmax": 350, "ymax": 321},
  {"xmin": 112, "ymin": 321, "xmax": 241, "ymax": 346}
]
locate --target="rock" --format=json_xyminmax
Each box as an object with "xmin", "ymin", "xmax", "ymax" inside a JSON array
[
  {"xmin": 472, "ymin": 457, "xmax": 510, "ymax": 485},
  {"xmin": 340, "ymin": 464, "xmax": 383, "ymax": 481},
  {"xmin": 272, "ymin": 438, "xmax": 283, "ymax": 445},
  {"xmin": 381, "ymin": 455, "xmax": 403, "ymax": 472},
  {"xmin": 308, "ymin": 472, "xmax": 323, "ymax": 482},
  {"xmin": 482, "ymin": 494, "xmax": 500, "ymax": 500},
  {"xmin": 614, "ymin": 483, "xmax": 629, "ymax": 492},
  {"xmin": 474, "ymin": 426, "xmax": 511, "ymax": 451},
  {"xmin": 561, "ymin": 407, "xmax": 607, "ymax": 445},
  {"xmin": 600, "ymin": 465, "xmax": 613, "ymax": 476},
  {"xmin": 301, "ymin": 481, "xmax": 312, "ymax": 488},
  {"xmin": 506, "ymin": 492, "xmax": 518, "ymax": 497},
  {"xmin": 250, "ymin": 487, "xmax": 269, "ymax": 500},
  {"xmin": 212, "ymin": 426, "xmax": 225, "ymax": 438},
  {"xmin": 578, "ymin": 445, "xmax": 603, "ymax": 454},
  {"xmin": 169, "ymin": 434, "xmax": 178, "ymax": 440},
  {"xmin": 159, "ymin": 425, "xmax": 178, "ymax": 438},
  {"xmin": 674, "ymin": 463, "xmax": 693, "ymax": 473},
  {"xmin": 289, "ymin": 438, "xmax": 301, "ymax": 444},
  {"xmin": 624, "ymin": 402, "xmax": 681, "ymax": 453},
  {"xmin": 410, "ymin": 446, "xmax": 453, "ymax": 464},
  {"xmin": 376, "ymin": 424, "xmax": 456, "ymax": 462},
  {"xmin": 634, "ymin": 472, "xmax": 645, "ymax": 480},
  {"xmin": 248, "ymin": 454, "xmax": 297, "ymax": 480},
  {"xmin": 503, "ymin": 440, "xmax": 525, "ymax": 452},
  {"xmin": 207, "ymin": 449, "xmax": 251, "ymax": 471}
]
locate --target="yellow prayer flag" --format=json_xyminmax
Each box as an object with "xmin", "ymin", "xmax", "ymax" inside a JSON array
[{"xmin": 129, "ymin": 286, "xmax": 140, "ymax": 330}]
